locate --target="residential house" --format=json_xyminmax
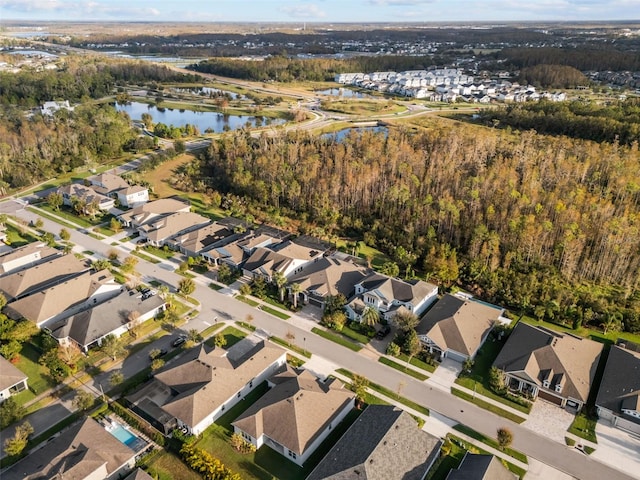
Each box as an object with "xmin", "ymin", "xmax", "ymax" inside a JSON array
[
  {"xmin": 58, "ymin": 183, "xmax": 115, "ymax": 212},
  {"xmin": 87, "ymin": 172, "xmax": 149, "ymax": 208},
  {"xmin": 0, "ymin": 254, "xmax": 87, "ymax": 302},
  {"xmin": 446, "ymin": 453, "xmax": 517, "ymax": 480},
  {"xmin": 48, "ymin": 289, "xmax": 166, "ymax": 352},
  {"xmin": 416, "ymin": 294, "xmax": 503, "ymax": 362},
  {"xmin": 0, "ymin": 242, "xmax": 59, "ymax": 275},
  {"xmin": 124, "ymin": 469, "xmax": 155, "ymax": 480},
  {"xmin": 493, "ymin": 322, "xmax": 603, "ymax": 409},
  {"xmin": 118, "ymin": 198, "xmax": 191, "ymax": 228},
  {"xmin": 117, "ymin": 185, "xmax": 149, "ymax": 208},
  {"xmin": 306, "ymin": 405, "xmax": 442, "ymax": 480},
  {"xmin": 2, "ymin": 417, "xmax": 138, "ymax": 480},
  {"xmin": 286, "ymin": 256, "xmax": 369, "ymax": 309},
  {"xmin": 137, "ymin": 211, "xmax": 211, "ymax": 247},
  {"xmin": 0, "ymin": 355, "xmax": 28, "ymax": 402},
  {"xmin": 345, "ymin": 273, "xmax": 438, "ymax": 322},
  {"xmin": 5, "ymin": 269, "xmax": 121, "ymax": 327},
  {"xmin": 169, "ymin": 220, "xmax": 239, "ymax": 257},
  {"xmin": 40, "ymin": 100, "xmax": 73, "ymax": 116},
  {"xmin": 232, "ymin": 366, "xmax": 354, "ymax": 466},
  {"xmin": 127, "ymin": 335, "xmax": 286, "ymax": 435},
  {"xmin": 595, "ymin": 344, "xmax": 640, "ymax": 434}
]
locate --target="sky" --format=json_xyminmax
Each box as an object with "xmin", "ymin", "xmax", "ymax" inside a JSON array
[{"xmin": 0, "ymin": 0, "xmax": 638, "ymax": 23}]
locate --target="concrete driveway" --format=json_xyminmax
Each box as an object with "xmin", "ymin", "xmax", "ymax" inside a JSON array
[
  {"xmin": 524, "ymin": 400, "xmax": 574, "ymax": 443},
  {"xmin": 426, "ymin": 357, "xmax": 462, "ymax": 391},
  {"xmin": 592, "ymin": 421, "xmax": 640, "ymax": 479}
]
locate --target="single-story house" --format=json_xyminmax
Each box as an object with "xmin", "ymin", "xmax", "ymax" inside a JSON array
[
  {"xmin": 493, "ymin": 322, "xmax": 603, "ymax": 410},
  {"xmin": 58, "ymin": 183, "xmax": 115, "ymax": 212},
  {"xmin": 168, "ymin": 221, "xmax": 237, "ymax": 257},
  {"xmin": 137, "ymin": 211, "xmax": 211, "ymax": 247},
  {"xmin": 416, "ymin": 294, "xmax": 503, "ymax": 362},
  {"xmin": 0, "ymin": 254, "xmax": 87, "ymax": 302},
  {"xmin": 345, "ymin": 273, "xmax": 438, "ymax": 322},
  {"xmin": 232, "ymin": 366, "xmax": 354, "ymax": 466},
  {"xmin": 5, "ymin": 269, "xmax": 121, "ymax": 327},
  {"xmin": 2, "ymin": 417, "xmax": 138, "ymax": 480},
  {"xmin": 286, "ymin": 257, "xmax": 370, "ymax": 309},
  {"xmin": 0, "ymin": 242, "xmax": 59, "ymax": 275},
  {"xmin": 445, "ymin": 453, "xmax": 517, "ymax": 480},
  {"xmin": 595, "ymin": 344, "xmax": 640, "ymax": 434},
  {"xmin": 48, "ymin": 289, "xmax": 166, "ymax": 352},
  {"xmin": 128, "ymin": 335, "xmax": 286, "ymax": 435},
  {"xmin": 118, "ymin": 198, "xmax": 191, "ymax": 228},
  {"xmin": 0, "ymin": 355, "xmax": 28, "ymax": 402},
  {"xmin": 306, "ymin": 405, "xmax": 442, "ymax": 480}
]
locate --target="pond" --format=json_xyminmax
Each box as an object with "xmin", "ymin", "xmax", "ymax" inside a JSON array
[
  {"xmin": 324, "ymin": 126, "xmax": 388, "ymax": 142},
  {"xmin": 316, "ymin": 88, "xmax": 372, "ymax": 99},
  {"xmin": 171, "ymin": 86, "xmax": 245, "ymax": 100},
  {"xmin": 116, "ymin": 102, "xmax": 285, "ymax": 133}
]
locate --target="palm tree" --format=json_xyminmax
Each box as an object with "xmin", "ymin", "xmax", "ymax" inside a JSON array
[
  {"xmin": 272, "ymin": 271, "xmax": 287, "ymax": 303},
  {"xmin": 361, "ymin": 306, "xmax": 380, "ymax": 327},
  {"xmin": 289, "ymin": 282, "xmax": 302, "ymax": 309}
]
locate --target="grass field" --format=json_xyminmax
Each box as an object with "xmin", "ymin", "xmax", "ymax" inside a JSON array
[
  {"xmin": 451, "ymin": 388, "xmax": 526, "ymax": 424},
  {"xmin": 204, "ymin": 325, "xmax": 247, "ymax": 349},
  {"xmin": 378, "ymin": 357, "xmax": 429, "ymax": 381},
  {"xmin": 15, "ymin": 343, "xmax": 55, "ymax": 395},
  {"xmin": 311, "ymin": 327, "xmax": 362, "ymax": 352}
]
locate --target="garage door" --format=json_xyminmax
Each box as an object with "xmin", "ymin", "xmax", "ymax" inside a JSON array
[
  {"xmin": 538, "ymin": 390, "xmax": 564, "ymax": 406},
  {"xmin": 617, "ymin": 417, "xmax": 640, "ymax": 435}
]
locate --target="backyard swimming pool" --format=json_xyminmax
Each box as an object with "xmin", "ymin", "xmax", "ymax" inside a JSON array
[{"xmin": 106, "ymin": 420, "xmax": 148, "ymax": 451}]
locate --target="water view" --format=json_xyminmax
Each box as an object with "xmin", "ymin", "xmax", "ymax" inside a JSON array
[
  {"xmin": 172, "ymin": 86, "xmax": 245, "ymax": 100},
  {"xmin": 116, "ymin": 101, "xmax": 285, "ymax": 133},
  {"xmin": 316, "ymin": 88, "xmax": 372, "ymax": 99},
  {"xmin": 325, "ymin": 126, "xmax": 388, "ymax": 141}
]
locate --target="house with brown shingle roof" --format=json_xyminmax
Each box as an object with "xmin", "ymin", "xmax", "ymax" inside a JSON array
[
  {"xmin": 127, "ymin": 335, "xmax": 286, "ymax": 435},
  {"xmin": 232, "ymin": 366, "xmax": 355, "ymax": 466},
  {"xmin": 445, "ymin": 453, "xmax": 517, "ymax": 480},
  {"xmin": 345, "ymin": 273, "xmax": 438, "ymax": 322},
  {"xmin": 287, "ymin": 257, "xmax": 370, "ymax": 310},
  {"xmin": 2, "ymin": 417, "xmax": 138, "ymax": 480},
  {"xmin": 416, "ymin": 294, "xmax": 503, "ymax": 363},
  {"xmin": 88, "ymin": 172, "xmax": 149, "ymax": 208},
  {"xmin": 117, "ymin": 198, "xmax": 191, "ymax": 228},
  {"xmin": 306, "ymin": 405, "xmax": 442, "ymax": 480},
  {"xmin": 5, "ymin": 269, "xmax": 121, "ymax": 327},
  {"xmin": 57, "ymin": 183, "xmax": 115, "ymax": 212},
  {"xmin": 493, "ymin": 322, "xmax": 603, "ymax": 410},
  {"xmin": 596, "ymin": 344, "xmax": 640, "ymax": 434},
  {"xmin": 168, "ymin": 221, "xmax": 238, "ymax": 257},
  {"xmin": 49, "ymin": 289, "xmax": 166, "ymax": 352},
  {"xmin": 0, "ymin": 254, "xmax": 87, "ymax": 301},
  {"xmin": 0, "ymin": 355, "xmax": 28, "ymax": 402},
  {"xmin": 0, "ymin": 242, "xmax": 59, "ymax": 275},
  {"xmin": 137, "ymin": 211, "xmax": 211, "ymax": 247}
]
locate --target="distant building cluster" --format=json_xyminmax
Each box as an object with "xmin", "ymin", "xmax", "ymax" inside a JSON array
[{"xmin": 335, "ymin": 68, "xmax": 567, "ymax": 103}]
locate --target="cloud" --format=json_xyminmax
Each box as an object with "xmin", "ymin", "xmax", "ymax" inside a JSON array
[
  {"xmin": 280, "ymin": 3, "xmax": 326, "ymax": 18},
  {"xmin": 0, "ymin": 0, "xmax": 159, "ymax": 17},
  {"xmin": 368, "ymin": 0, "xmax": 433, "ymax": 5}
]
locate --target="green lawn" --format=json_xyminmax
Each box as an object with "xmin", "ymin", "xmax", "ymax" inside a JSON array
[
  {"xmin": 235, "ymin": 321, "xmax": 257, "ymax": 332},
  {"xmin": 270, "ymin": 336, "xmax": 312, "ymax": 358},
  {"xmin": 4, "ymin": 223, "xmax": 40, "ymax": 247},
  {"xmin": 260, "ymin": 304, "xmax": 291, "ymax": 320},
  {"xmin": 236, "ymin": 295, "xmax": 259, "ymax": 307},
  {"xmin": 131, "ymin": 250, "xmax": 161, "ymax": 264},
  {"xmin": 340, "ymin": 324, "xmax": 372, "ymax": 344},
  {"xmin": 455, "ymin": 339, "xmax": 532, "ymax": 414},
  {"xmin": 426, "ymin": 439, "xmax": 466, "ymax": 480},
  {"xmin": 451, "ymin": 388, "xmax": 526, "ymax": 424},
  {"xmin": 37, "ymin": 204, "xmax": 113, "ymax": 228},
  {"xmin": 311, "ymin": 327, "xmax": 362, "ymax": 352},
  {"xmin": 144, "ymin": 245, "xmax": 175, "ymax": 260},
  {"xmin": 204, "ymin": 326, "xmax": 248, "ymax": 349},
  {"xmin": 453, "ymin": 424, "xmax": 528, "ymax": 463},
  {"xmin": 209, "ymin": 282, "xmax": 223, "ymax": 291},
  {"xmin": 395, "ymin": 352, "xmax": 437, "ymax": 373},
  {"xmin": 568, "ymin": 413, "xmax": 598, "ymax": 443},
  {"xmin": 378, "ymin": 357, "xmax": 429, "ymax": 381},
  {"xmin": 447, "ymin": 434, "xmax": 526, "ymax": 479},
  {"xmin": 15, "ymin": 343, "xmax": 55, "ymax": 395}
]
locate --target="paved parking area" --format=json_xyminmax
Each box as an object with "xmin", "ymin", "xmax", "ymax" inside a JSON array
[
  {"xmin": 523, "ymin": 399, "xmax": 574, "ymax": 443},
  {"xmin": 591, "ymin": 421, "xmax": 640, "ymax": 479}
]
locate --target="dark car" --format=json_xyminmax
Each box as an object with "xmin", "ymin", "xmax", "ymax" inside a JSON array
[
  {"xmin": 149, "ymin": 348, "xmax": 168, "ymax": 359},
  {"xmin": 172, "ymin": 335, "xmax": 187, "ymax": 347},
  {"xmin": 376, "ymin": 325, "xmax": 391, "ymax": 339}
]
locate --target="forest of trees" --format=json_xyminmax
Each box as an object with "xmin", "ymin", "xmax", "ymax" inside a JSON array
[
  {"xmin": 499, "ymin": 47, "xmax": 640, "ymax": 72},
  {"xmin": 184, "ymin": 124, "xmax": 640, "ymax": 333},
  {"xmin": 0, "ymin": 57, "xmax": 199, "ymax": 107},
  {"xmin": 189, "ymin": 55, "xmax": 440, "ymax": 82},
  {"xmin": 517, "ymin": 64, "xmax": 588, "ymax": 89},
  {"xmin": 0, "ymin": 104, "xmax": 137, "ymax": 191},
  {"xmin": 479, "ymin": 98, "xmax": 640, "ymax": 146}
]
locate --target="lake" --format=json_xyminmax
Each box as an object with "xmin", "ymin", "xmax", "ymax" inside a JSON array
[
  {"xmin": 116, "ymin": 102, "xmax": 284, "ymax": 133},
  {"xmin": 172, "ymin": 87, "xmax": 245, "ymax": 100},
  {"xmin": 316, "ymin": 88, "xmax": 372, "ymax": 99},
  {"xmin": 324, "ymin": 126, "xmax": 388, "ymax": 141}
]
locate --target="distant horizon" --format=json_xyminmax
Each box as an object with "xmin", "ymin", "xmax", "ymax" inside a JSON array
[{"xmin": 1, "ymin": 0, "xmax": 638, "ymax": 24}]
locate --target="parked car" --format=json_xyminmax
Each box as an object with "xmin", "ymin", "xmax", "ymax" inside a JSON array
[
  {"xmin": 172, "ymin": 335, "xmax": 187, "ymax": 347},
  {"xmin": 376, "ymin": 325, "xmax": 391, "ymax": 339}
]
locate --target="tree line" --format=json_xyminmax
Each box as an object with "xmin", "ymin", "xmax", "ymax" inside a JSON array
[
  {"xmin": 517, "ymin": 64, "xmax": 588, "ymax": 89},
  {"xmin": 478, "ymin": 98, "xmax": 640, "ymax": 146},
  {"xmin": 499, "ymin": 47, "xmax": 640, "ymax": 72},
  {"xmin": 182, "ymin": 124, "xmax": 640, "ymax": 333}
]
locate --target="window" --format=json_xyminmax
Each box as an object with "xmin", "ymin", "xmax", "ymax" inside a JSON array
[
  {"xmin": 555, "ymin": 384, "xmax": 562, "ymax": 393},
  {"xmin": 288, "ymin": 451, "xmax": 297, "ymax": 459},
  {"xmin": 543, "ymin": 380, "xmax": 550, "ymax": 388}
]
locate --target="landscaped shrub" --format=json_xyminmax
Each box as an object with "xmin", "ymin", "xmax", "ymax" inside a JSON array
[
  {"xmin": 180, "ymin": 442, "xmax": 241, "ymax": 480},
  {"xmin": 229, "ymin": 433, "xmax": 256, "ymax": 454}
]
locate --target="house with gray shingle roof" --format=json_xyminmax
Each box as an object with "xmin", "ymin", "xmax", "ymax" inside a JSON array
[
  {"xmin": 306, "ymin": 404, "xmax": 441, "ymax": 480},
  {"xmin": 345, "ymin": 273, "xmax": 438, "ymax": 322},
  {"xmin": 2, "ymin": 417, "xmax": 137, "ymax": 480},
  {"xmin": 493, "ymin": 322, "xmax": 603, "ymax": 410},
  {"xmin": 137, "ymin": 211, "xmax": 211, "ymax": 247},
  {"xmin": 88, "ymin": 172, "xmax": 149, "ymax": 208},
  {"xmin": 57, "ymin": 183, "xmax": 115, "ymax": 212},
  {"xmin": 117, "ymin": 198, "xmax": 191, "ymax": 228},
  {"xmin": 445, "ymin": 453, "xmax": 517, "ymax": 480},
  {"xmin": 127, "ymin": 335, "xmax": 286, "ymax": 435},
  {"xmin": 48, "ymin": 289, "xmax": 166, "ymax": 352},
  {"xmin": 232, "ymin": 366, "xmax": 354, "ymax": 466},
  {"xmin": 596, "ymin": 344, "xmax": 640, "ymax": 434},
  {"xmin": 0, "ymin": 355, "xmax": 28, "ymax": 402},
  {"xmin": 416, "ymin": 294, "xmax": 502, "ymax": 363}
]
